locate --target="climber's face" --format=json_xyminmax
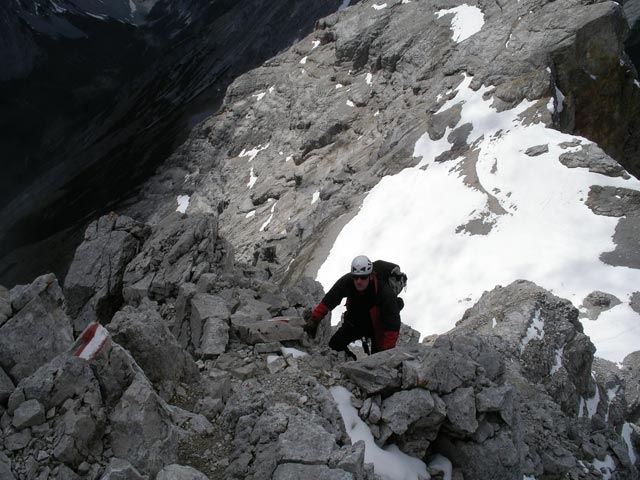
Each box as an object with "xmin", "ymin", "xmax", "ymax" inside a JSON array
[{"xmin": 352, "ymin": 274, "xmax": 370, "ymax": 292}]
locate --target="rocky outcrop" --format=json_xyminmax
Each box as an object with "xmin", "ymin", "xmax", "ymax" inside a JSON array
[
  {"xmin": 64, "ymin": 213, "xmax": 150, "ymax": 333},
  {"xmin": 124, "ymin": 0, "xmax": 640, "ymax": 288},
  {"xmin": 122, "ymin": 213, "xmax": 223, "ymax": 302},
  {"xmin": 107, "ymin": 300, "xmax": 200, "ymax": 398},
  {"xmin": 0, "ymin": 274, "xmax": 74, "ymax": 383}
]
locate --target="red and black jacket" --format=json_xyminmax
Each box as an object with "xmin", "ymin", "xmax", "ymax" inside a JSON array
[{"xmin": 312, "ymin": 272, "xmax": 400, "ymax": 350}]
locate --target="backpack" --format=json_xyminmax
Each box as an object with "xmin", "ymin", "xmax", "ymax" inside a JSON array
[{"xmin": 372, "ymin": 260, "xmax": 408, "ymax": 296}]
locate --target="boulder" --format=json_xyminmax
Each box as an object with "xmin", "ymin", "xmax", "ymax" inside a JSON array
[
  {"xmin": 273, "ymin": 463, "xmax": 353, "ymax": 480},
  {"xmin": 99, "ymin": 458, "xmax": 146, "ymax": 480},
  {"xmin": 0, "ymin": 274, "xmax": 73, "ymax": 382},
  {"xmin": 0, "ymin": 451, "xmax": 15, "ymax": 480},
  {"xmin": 107, "ymin": 301, "xmax": 199, "ymax": 388},
  {"xmin": 380, "ymin": 388, "xmax": 445, "ymax": 437},
  {"xmin": 109, "ymin": 372, "xmax": 182, "ymax": 476},
  {"xmin": 63, "ymin": 213, "xmax": 149, "ymax": 333},
  {"xmin": 442, "ymin": 387, "xmax": 478, "ymax": 437},
  {"xmin": 12, "ymin": 398, "xmax": 45, "ymax": 430},
  {"xmin": 184, "ymin": 293, "xmax": 230, "ymax": 357},
  {"xmin": 237, "ymin": 316, "xmax": 306, "ymax": 345},
  {"xmin": 156, "ymin": 464, "xmax": 208, "ymax": 480}
]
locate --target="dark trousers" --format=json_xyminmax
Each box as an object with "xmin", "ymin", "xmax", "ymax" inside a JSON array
[{"xmin": 329, "ymin": 319, "xmax": 377, "ymax": 359}]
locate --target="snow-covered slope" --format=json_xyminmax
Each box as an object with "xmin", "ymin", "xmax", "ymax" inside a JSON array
[{"xmin": 317, "ymin": 73, "xmax": 640, "ymax": 363}]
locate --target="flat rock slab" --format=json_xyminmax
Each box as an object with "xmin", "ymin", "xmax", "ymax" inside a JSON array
[{"xmin": 239, "ymin": 317, "xmax": 305, "ymax": 345}]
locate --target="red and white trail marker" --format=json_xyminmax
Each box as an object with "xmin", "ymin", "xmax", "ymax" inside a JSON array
[{"xmin": 72, "ymin": 322, "xmax": 110, "ymax": 361}]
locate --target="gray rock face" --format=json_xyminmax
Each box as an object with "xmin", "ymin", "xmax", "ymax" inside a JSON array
[
  {"xmin": 126, "ymin": 0, "xmax": 640, "ymax": 289},
  {"xmin": 0, "ymin": 274, "xmax": 73, "ymax": 382},
  {"xmin": 63, "ymin": 213, "xmax": 150, "ymax": 332},
  {"xmin": 631, "ymin": 291, "xmax": 640, "ymax": 315},
  {"xmin": 0, "ymin": 285, "xmax": 10, "ymax": 327},
  {"xmin": 107, "ymin": 301, "xmax": 199, "ymax": 390},
  {"xmin": 109, "ymin": 372, "xmax": 181, "ymax": 476},
  {"xmin": 621, "ymin": 351, "xmax": 640, "ymax": 424},
  {"xmin": 559, "ymin": 143, "xmax": 629, "ymax": 178},
  {"xmin": 123, "ymin": 213, "xmax": 221, "ymax": 301}
]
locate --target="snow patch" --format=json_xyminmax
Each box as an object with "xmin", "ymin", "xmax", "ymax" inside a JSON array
[
  {"xmin": 300, "ymin": 56, "xmax": 308, "ymax": 64},
  {"xmin": 260, "ymin": 200, "xmax": 278, "ymax": 232},
  {"xmin": 247, "ymin": 167, "xmax": 257, "ymax": 189},
  {"xmin": 312, "ymin": 191, "xmax": 321, "ymax": 204},
  {"xmin": 246, "ymin": 210, "xmax": 256, "ymax": 219},
  {"xmin": 366, "ymin": 73, "xmax": 373, "ymax": 85},
  {"xmin": 435, "ymin": 5, "xmax": 485, "ymax": 43},
  {"xmin": 312, "ymin": 40, "xmax": 321, "ymax": 49},
  {"xmin": 550, "ymin": 344, "xmax": 564, "ymax": 374},
  {"xmin": 622, "ymin": 423, "xmax": 638, "ymax": 465},
  {"xmin": 520, "ymin": 310, "xmax": 544, "ymax": 353},
  {"xmin": 253, "ymin": 92, "xmax": 266, "ymax": 101},
  {"xmin": 266, "ymin": 355, "xmax": 280, "ymax": 364},
  {"xmin": 555, "ymin": 87, "xmax": 565, "ymax": 113},
  {"xmin": 317, "ymin": 71, "xmax": 640, "ymax": 363},
  {"xmin": 281, "ymin": 347, "xmax": 308, "ymax": 358},
  {"xmin": 592, "ymin": 455, "xmax": 616, "ymax": 479},
  {"xmin": 176, "ymin": 195, "xmax": 190, "ymax": 213},
  {"xmin": 330, "ymin": 386, "xmax": 430, "ymax": 480},
  {"xmin": 372, "ymin": 3, "xmax": 388, "ymax": 10},
  {"xmin": 492, "ymin": 317, "xmax": 497, "ymax": 328},
  {"xmin": 347, "ymin": 100, "xmax": 356, "ymax": 107},
  {"xmin": 239, "ymin": 144, "xmax": 270, "ymax": 162}
]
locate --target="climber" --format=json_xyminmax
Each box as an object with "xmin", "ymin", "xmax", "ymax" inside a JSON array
[{"xmin": 304, "ymin": 255, "xmax": 403, "ymax": 360}]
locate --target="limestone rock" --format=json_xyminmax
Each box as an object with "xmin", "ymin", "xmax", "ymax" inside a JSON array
[
  {"xmin": 443, "ymin": 387, "xmax": 478, "ymax": 436},
  {"xmin": 237, "ymin": 316, "xmax": 306, "ymax": 345},
  {"xmin": 0, "ymin": 285, "xmax": 11, "ymax": 327},
  {"xmin": 100, "ymin": 458, "xmax": 147, "ymax": 480},
  {"xmin": 107, "ymin": 301, "xmax": 199, "ymax": 388},
  {"xmin": 109, "ymin": 373, "xmax": 181, "ymax": 476},
  {"xmin": 380, "ymin": 388, "xmax": 445, "ymax": 437},
  {"xmin": 273, "ymin": 463, "xmax": 353, "ymax": 480},
  {"xmin": 64, "ymin": 213, "xmax": 149, "ymax": 332},
  {"xmin": 456, "ymin": 280, "xmax": 595, "ymax": 415},
  {"xmin": 621, "ymin": 351, "xmax": 640, "ymax": 424},
  {"xmin": 156, "ymin": 464, "xmax": 208, "ymax": 480},
  {"xmin": 123, "ymin": 213, "xmax": 220, "ymax": 301},
  {"xmin": 0, "ymin": 274, "xmax": 73, "ymax": 382},
  {"xmin": 184, "ymin": 293, "xmax": 230, "ymax": 357},
  {"xmin": 0, "ymin": 366, "xmax": 15, "ymax": 405},
  {"xmin": 12, "ymin": 398, "xmax": 45, "ymax": 430}
]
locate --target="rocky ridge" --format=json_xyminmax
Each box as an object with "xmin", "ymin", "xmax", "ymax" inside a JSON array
[
  {"xmin": 125, "ymin": 0, "xmax": 640, "ymax": 286},
  {"xmin": 0, "ymin": 212, "xmax": 639, "ymax": 479},
  {"xmin": 3, "ymin": 0, "xmax": 640, "ymax": 479}
]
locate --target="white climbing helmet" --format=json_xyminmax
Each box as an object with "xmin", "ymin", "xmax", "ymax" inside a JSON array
[{"xmin": 351, "ymin": 255, "xmax": 373, "ymax": 275}]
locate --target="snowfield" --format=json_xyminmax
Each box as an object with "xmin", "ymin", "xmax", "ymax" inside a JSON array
[{"xmin": 317, "ymin": 73, "xmax": 640, "ymax": 364}]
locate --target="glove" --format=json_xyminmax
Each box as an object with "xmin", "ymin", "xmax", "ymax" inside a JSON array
[
  {"xmin": 381, "ymin": 330, "xmax": 399, "ymax": 350},
  {"xmin": 304, "ymin": 302, "xmax": 330, "ymax": 339},
  {"xmin": 304, "ymin": 318, "xmax": 319, "ymax": 339}
]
